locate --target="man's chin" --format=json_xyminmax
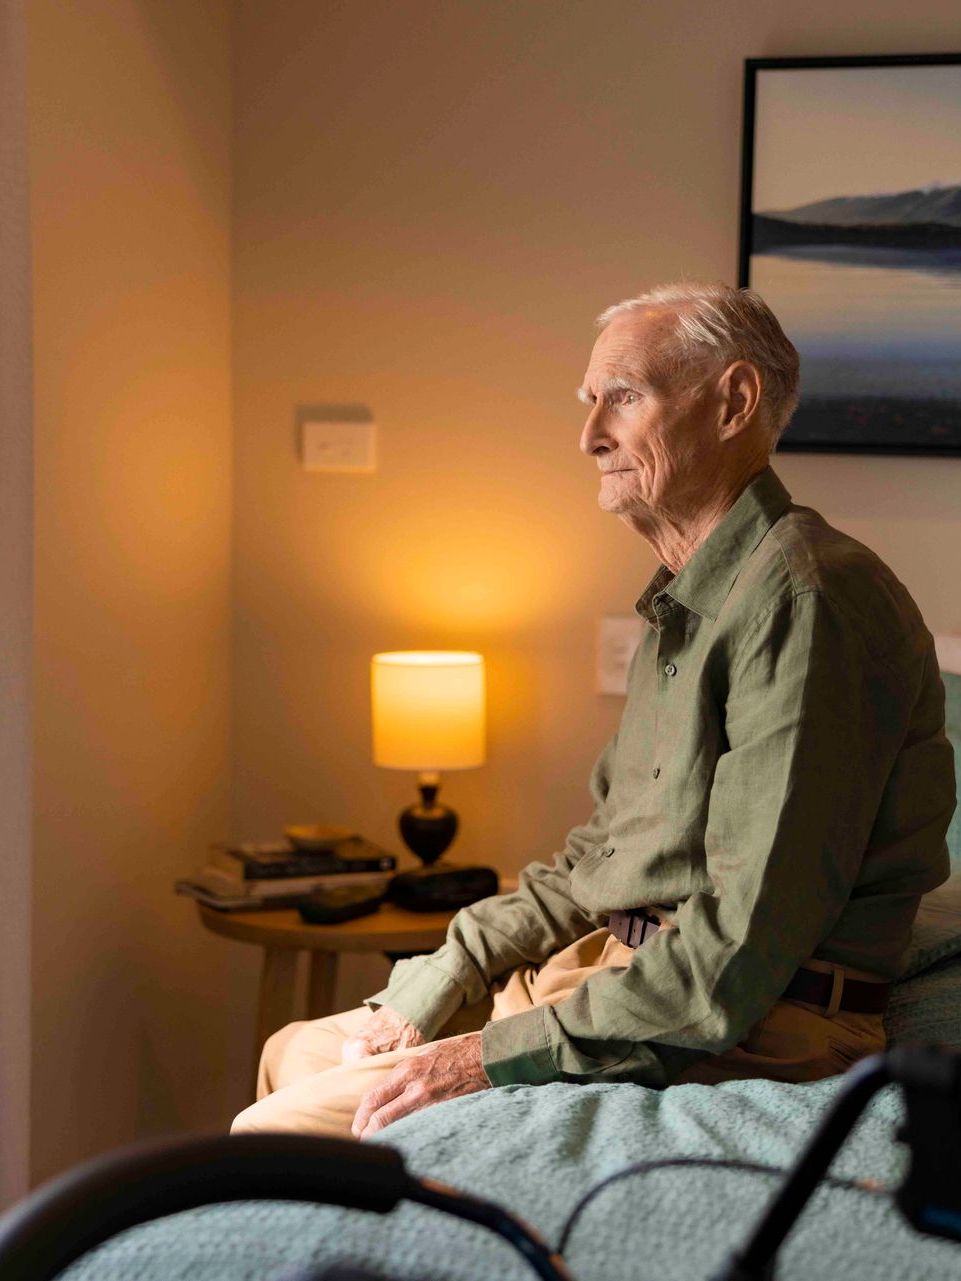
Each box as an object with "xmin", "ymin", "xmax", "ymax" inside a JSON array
[
  {"xmin": 598, "ymin": 487, "xmax": 652, "ymax": 519},
  {"xmin": 597, "ymin": 471, "xmax": 648, "ymax": 512},
  {"xmin": 597, "ymin": 489, "xmax": 635, "ymax": 515}
]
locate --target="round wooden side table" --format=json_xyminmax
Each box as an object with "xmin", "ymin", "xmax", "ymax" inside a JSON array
[{"xmin": 197, "ymin": 901, "xmax": 455, "ymax": 1088}]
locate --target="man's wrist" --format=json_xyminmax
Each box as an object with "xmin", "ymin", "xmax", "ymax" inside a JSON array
[
  {"xmin": 365, "ymin": 957, "xmax": 467, "ymax": 1042},
  {"xmin": 481, "ymin": 1007, "xmax": 559, "ymax": 1087}
]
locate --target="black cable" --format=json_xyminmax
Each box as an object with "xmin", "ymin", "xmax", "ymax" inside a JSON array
[
  {"xmin": 413, "ymin": 1176, "xmax": 575, "ymax": 1281},
  {"xmin": 556, "ymin": 1155, "xmax": 889, "ymax": 1255}
]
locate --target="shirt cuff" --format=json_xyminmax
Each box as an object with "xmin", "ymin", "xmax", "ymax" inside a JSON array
[
  {"xmin": 364, "ymin": 956, "xmax": 466, "ymax": 1041},
  {"xmin": 481, "ymin": 1006, "xmax": 559, "ymax": 1086}
]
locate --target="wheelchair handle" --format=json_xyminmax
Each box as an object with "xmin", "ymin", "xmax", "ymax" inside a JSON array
[{"xmin": 0, "ymin": 1132, "xmax": 411, "ymax": 1281}]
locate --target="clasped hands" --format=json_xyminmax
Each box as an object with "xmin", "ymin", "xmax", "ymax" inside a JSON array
[{"xmin": 344, "ymin": 1006, "xmax": 490, "ymax": 1139}]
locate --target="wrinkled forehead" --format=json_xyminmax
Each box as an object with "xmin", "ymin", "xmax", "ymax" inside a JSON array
[{"xmin": 582, "ymin": 307, "xmax": 678, "ymax": 391}]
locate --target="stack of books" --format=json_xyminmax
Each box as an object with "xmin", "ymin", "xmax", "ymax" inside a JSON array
[{"xmin": 176, "ymin": 832, "xmax": 397, "ymax": 911}]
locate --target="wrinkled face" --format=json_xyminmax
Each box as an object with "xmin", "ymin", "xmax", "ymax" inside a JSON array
[{"xmin": 578, "ymin": 309, "xmax": 720, "ymax": 517}]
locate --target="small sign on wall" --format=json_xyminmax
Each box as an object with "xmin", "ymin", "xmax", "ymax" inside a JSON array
[{"xmin": 297, "ymin": 403, "xmax": 377, "ymax": 473}]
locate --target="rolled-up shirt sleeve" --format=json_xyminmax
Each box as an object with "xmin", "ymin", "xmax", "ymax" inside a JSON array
[
  {"xmin": 483, "ymin": 589, "xmax": 945, "ymax": 1087},
  {"xmin": 365, "ymin": 735, "xmax": 618, "ymax": 1040}
]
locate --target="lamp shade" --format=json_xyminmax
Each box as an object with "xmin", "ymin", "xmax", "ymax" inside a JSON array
[{"xmin": 371, "ymin": 651, "xmax": 486, "ymax": 771}]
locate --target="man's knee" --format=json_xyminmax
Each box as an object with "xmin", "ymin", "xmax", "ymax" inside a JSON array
[
  {"xmin": 231, "ymin": 1100, "xmax": 260, "ymax": 1133},
  {"xmin": 257, "ymin": 1019, "xmax": 309, "ymax": 1098},
  {"xmin": 257, "ymin": 1006, "xmax": 376, "ymax": 1099},
  {"xmin": 263, "ymin": 1019, "xmax": 308, "ymax": 1064}
]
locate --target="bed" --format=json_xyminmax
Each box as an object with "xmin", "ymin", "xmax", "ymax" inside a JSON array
[{"xmin": 53, "ymin": 667, "xmax": 961, "ymax": 1281}]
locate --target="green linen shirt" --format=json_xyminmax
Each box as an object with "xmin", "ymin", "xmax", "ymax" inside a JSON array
[{"xmin": 367, "ymin": 466, "xmax": 957, "ymax": 1088}]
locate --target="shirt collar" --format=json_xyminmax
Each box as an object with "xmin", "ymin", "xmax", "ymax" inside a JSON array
[{"xmin": 634, "ymin": 466, "xmax": 792, "ymax": 625}]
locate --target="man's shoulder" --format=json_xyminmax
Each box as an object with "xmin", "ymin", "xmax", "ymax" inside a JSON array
[{"xmin": 726, "ymin": 501, "xmax": 929, "ymax": 657}]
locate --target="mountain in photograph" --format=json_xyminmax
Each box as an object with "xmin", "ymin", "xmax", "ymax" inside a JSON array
[
  {"xmin": 769, "ymin": 183, "xmax": 961, "ymax": 227},
  {"xmin": 753, "ymin": 182, "xmax": 961, "ymax": 251}
]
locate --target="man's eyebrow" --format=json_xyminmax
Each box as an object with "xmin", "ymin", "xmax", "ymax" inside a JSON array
[{"xmin": 576, "ymin": 374, "xmax": 645, "ymax": 405}]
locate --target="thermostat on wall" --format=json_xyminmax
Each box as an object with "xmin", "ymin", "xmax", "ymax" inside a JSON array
[{"xmin": 298, "ymin": 403, "xmax": 377, "ymax": 473}]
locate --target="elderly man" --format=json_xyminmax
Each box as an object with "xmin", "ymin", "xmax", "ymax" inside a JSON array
[{"xmin": 233, "ymin": 281, "xmax": 956, "ymax": 1141}]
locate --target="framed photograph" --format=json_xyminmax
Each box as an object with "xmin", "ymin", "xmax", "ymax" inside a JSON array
[{"xmin": 739, "ymin": 54, "xmax": 961, "ymax": 456}]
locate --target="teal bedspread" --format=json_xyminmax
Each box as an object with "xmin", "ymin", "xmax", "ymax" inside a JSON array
[{"xmin": 63, "ymin": 941, "xmax": 961, "ymax": 1281}]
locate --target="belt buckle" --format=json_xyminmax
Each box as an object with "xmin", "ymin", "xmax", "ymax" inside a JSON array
[
  {"xmin": 628, "ymin": 909, "xmax": 658, "ymax": 948},
  {"xmin": 609, "ymin": 907, "xmax": 661, "ymax": 948}
]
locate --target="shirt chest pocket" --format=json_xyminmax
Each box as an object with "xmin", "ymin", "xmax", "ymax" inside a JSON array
[
  {"xmin": 569, "ymin": 842, "xmax": 616, "ymax": 907},
  {"xmin": 569, "ymin": 840, "xmax": 670, "ymax": 915}
]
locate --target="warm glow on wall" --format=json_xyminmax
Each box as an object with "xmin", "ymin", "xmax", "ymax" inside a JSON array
[
  {"xmin": 371, "ymin": 651, "xmax": 486, "ymax": 770},
  {"xmin": 312, "ymin": 501, "xmax": 594, "ymax": 633}
]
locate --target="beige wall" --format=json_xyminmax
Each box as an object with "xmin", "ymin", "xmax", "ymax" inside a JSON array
[
  {"xmin": 232, "ymin": 1, "xmax": 961, "ymax": 1011},
  {"xmin": 28, "ymin": 0, "xmax": 237, "ymax": 1182}
]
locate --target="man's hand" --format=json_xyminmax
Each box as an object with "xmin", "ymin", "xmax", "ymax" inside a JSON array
[
  {"xmin": 351, "ymin": 1031, "xmax": 490, "ymax": 1139},
  {"xmin": 341, "ymin": 1006, "xmax": 426, "ymax": 1064}
]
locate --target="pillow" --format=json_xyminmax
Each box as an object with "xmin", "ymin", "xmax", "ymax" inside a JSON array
[
  {"xmin": 886, "ymin": 951, "xmax": 961, "ymax": 1048},
  {"xmin": 899, "ymin": 872, "xmax": 961, "ymax": 980}
]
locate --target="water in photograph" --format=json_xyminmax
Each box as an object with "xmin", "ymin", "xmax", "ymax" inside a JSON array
[{"xmin": 750, "ymin": 247, "xmax": 961, "ymax": 451}]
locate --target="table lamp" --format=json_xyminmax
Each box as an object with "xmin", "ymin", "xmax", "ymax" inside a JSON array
[
  {"xmin": 371, "ymin": 650, "xmax": 486, "ymax": 861},
  {"xmin": 371, "ymin": 650, "xmax": 497, "ymax": 910}
]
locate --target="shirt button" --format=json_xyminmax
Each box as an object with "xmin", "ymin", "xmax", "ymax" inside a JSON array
[
  {"xmin": 652, "ymin": 766, "xmax": 661, "ymax": 779},
  {"xmin": 664, "ymin": 662, "xmax": 677, "ymax": 677}
]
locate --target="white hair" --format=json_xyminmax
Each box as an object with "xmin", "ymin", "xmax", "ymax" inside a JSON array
[{"xmin": 596, "ymin": 281, "xmax": 800, "ymax": 446}]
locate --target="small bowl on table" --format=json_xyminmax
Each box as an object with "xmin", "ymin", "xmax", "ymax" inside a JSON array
[{"xmin": 284, "ymin": 824, "xmax": 357, "ymax": 852}]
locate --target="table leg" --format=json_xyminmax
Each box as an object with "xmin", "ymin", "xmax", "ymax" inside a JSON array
[
  {"xmin": 252, "ymin": 946, "xmax": 299, "ymax": 1093},
  {"xmin": 307, "ymin": 951, "xmax": 338, "ymax": 1020}
]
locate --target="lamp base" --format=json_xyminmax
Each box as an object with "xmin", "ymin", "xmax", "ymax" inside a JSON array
[
  {"xmin": 398, "ymin": 772, "xmax": 458, "ymax": 866},
  {"xmin": 392, "ymin": 773, "xmax": 499, "ymax": 910}
]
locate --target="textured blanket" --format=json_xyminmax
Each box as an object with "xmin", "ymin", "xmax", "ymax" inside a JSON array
[{"xmin": 63, "ymin": 949, "xmax": 961, "ymax": 1281}]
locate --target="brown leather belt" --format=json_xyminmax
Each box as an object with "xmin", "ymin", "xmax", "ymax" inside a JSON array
[
  {"xmin": 607, "ymin": 908, "xmax": 891, "ymax": 1015},
  {"xmin": 781, "ymin": 968, "xmax": 891, "ymax": 1014}
]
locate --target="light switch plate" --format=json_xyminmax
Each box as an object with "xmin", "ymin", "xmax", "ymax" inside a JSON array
[
  {"xmin": 596, "ymin": 615, "xmax": 644, "ymax": 695},
  {"xmin": 301, "ymin": 420, "xmax": 377, "ymax": 473}
]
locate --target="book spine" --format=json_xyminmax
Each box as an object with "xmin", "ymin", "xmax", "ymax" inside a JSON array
[
  {"xmin": 195, "ymin": 866, "xmax": 391, "ymax": 897},
  {"xmin": 175, "ymin": 881, "xmax": 306, "ymax": 912},
  {"xmin": 248, "ymin": 871, "xmax": 391, "ymax": 896},
  {"xmin": 244, "ymin": 856, "xmax": 396, "ymax": 878},
  {"xmin": 210, "ymin": 846, "xmax": 395, "ymax": 879}
]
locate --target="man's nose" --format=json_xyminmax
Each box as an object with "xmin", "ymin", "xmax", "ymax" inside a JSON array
[{"xmin": 579, "ymin": 406, "xmax": 612, "ymax": 456}]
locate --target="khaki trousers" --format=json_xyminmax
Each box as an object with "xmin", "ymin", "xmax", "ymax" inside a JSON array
[{"xmin": 231, "ymin": 928, "xmax": 885, "ymax": 1138}]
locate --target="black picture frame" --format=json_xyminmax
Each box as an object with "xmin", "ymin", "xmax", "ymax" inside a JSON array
[{"xmin": 738, "ymin": 54, "xmax": 961, "ymax": 457}]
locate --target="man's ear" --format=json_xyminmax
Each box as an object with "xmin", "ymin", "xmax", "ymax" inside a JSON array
[{"xmin": 717, "ymin": 361, "xmax": 762, "ymax": 440}]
